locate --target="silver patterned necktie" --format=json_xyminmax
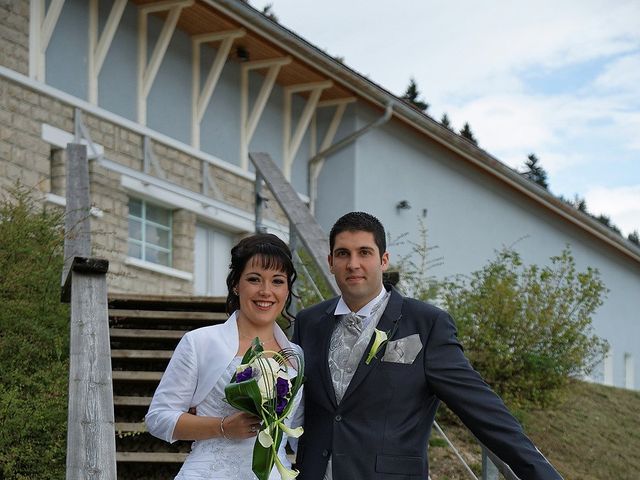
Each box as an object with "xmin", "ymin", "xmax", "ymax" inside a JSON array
[{"xmin": 343, "ymin": 311, "xmax": 363, "ymax": 333}]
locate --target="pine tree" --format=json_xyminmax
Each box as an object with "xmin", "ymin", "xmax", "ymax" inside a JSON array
[
  {"xmin": 572, "ymin": 195, "xmax": 588, "ymax": 213},
  {"xmin": 401, "ymin": 78, "xmax": 429, "ymax": 112},
  {"xmin": 594, "ymin": 214, "xmax": 622, "ymax": 234},
  {"xmin": 262, "ymin": 3, "xmax": 278, "ymax": 21},
  {"xmin": 521, "ymin": 154, "xmax": 549, "ymax": 189},
  {"xmin": 459, "ymin": 122, "xmax": 478, "ymax": 145},
  {"xmin": 441, "ymin": 113, "xmax": 453, "ymax": 131},
  {"xmin": 629, "ymin": 230, "xmax": 640, "ymax": 246}
]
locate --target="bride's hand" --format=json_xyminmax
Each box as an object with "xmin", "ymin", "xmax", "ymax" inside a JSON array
[{"xmin": 221, "ymin": 411, "xmax": 262, "ymax": 439}]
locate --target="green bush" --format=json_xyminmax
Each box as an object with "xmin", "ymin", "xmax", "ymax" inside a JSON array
[
  {"xmin": 387, "ymin": 218, "xmax": 443, "ymax": 302},
  {"xmin": 442, "ymin": 247, "xmax": 609, "ymax": 408},
  {"xmin": 0, "ymin": 186, "xmax": 69, "ymax": 479}
]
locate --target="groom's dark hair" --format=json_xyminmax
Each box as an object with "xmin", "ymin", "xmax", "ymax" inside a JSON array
[{"xmin": 329, "ymin": 212, "xmax": 386, "ymax": 258}]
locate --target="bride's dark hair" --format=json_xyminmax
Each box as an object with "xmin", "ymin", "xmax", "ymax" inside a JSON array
[{"xmin": 225, "ymin": 233, "xmax": 297, "ymax": 322}]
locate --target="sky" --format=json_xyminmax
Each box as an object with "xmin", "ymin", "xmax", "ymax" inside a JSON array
[{"xmin": 252, "ymin": 0, "xmax": 640, "ymax": 237}]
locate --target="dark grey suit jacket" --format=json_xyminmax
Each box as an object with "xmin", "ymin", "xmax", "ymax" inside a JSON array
[{"xmin": 292, "ymin": 286, "xmax": 562, "ymax": 480}]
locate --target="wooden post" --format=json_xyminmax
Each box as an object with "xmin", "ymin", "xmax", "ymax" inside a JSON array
[
  {"xmin": 62, "ymin": 257, "xmax": 116, "ymax": 480},
  {"xmin": 62, "ymin": 143, "xmax": 92, "ymax": 285}
]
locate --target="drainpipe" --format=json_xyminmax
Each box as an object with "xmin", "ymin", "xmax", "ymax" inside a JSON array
[{"xmin": 308, "ymin": 102, "xmax": 394, "ymax": 214}]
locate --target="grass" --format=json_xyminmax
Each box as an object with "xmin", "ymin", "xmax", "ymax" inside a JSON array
[{"xmin": 428, "ymin": 380, "xmax": 640, "ymax": 479}]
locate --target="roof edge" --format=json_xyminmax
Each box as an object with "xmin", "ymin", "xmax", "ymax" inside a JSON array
[{"xmin": 206, "ymin": 0, "xmax": 640, "ymax": 266}]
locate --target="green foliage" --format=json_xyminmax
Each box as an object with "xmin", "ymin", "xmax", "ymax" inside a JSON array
[
  {"xmin": 401, "ymin": 78, "xmax": 429, "ymax": 112},
  {"xmin": 521, "ymin": 153, "xmax": 549, "ymax": 190},
  {"xmin": 0, "ymin": 185, "xmax": 69, "ymax": 479},
  {"xmin": 441, "ymin": 247, "xmax": 609, "ymax": 407},
  {"xmin": 628, "ymin": 230, "xmax": 640, "ymax": 246},
  {"xmin": 440, "ymin": 113, "xmax": 454, "ymax": 131},
  {"xmin": 459, "ymin": 122, "xmax": 478, "ymax": 145},
  {"xmin": 388, "ymin": 218, "xmax": 442, "ymax": 302},
  {"xmin": 291, "ymin": 248, "xmax": 335, "ymax": 309}
]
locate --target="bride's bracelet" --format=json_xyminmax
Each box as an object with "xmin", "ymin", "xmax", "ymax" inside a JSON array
[{"xmin": 219, "ymin": 415, "xmax": 230, "ymax": 439}]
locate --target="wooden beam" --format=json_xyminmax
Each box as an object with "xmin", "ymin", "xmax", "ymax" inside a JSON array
[
  {"xmin": 88, "ymin": 0, "xmax": 127, "ymax": 104},
  {"xmin": 283, "ymin": 81, "xmax": 332, "ymax": 179},
  {"xmin": 191, "ymin": 29, "xmax": 245, "ymax": 148},
  {"xmin": 30, "ymin": 0, "xmax": 65, "ymax": 81},
  {"xmin": 239, "ymin": 57, "xmax": 291, "ymax": 169},
  {"xmin": 65, "ymin": 256, "xmax": 116, "ymax": 480},
  {"xmin": 137, "ymin": 0, "xmax": 193, "ymax": 124}
]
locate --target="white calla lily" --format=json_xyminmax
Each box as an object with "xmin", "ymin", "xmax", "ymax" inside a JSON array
[
  {"xmin": 365, "ymin": 329, "xmax": 388, "ymax": 365},
  {"xmin": 258, "ymin": 429, "xmax": 273, "ymax": 448},
  {"xmin": 278, "ymin": 422, "xmax": 303, "ymax": 438},
  {"xmin": 274, "ymin": 454, "xmax": 299, "ymax": 479}
]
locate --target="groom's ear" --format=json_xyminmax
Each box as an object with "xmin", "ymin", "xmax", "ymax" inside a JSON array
[{"xmin": 328, "ymin": 253, "xmax": 334, "ymax": 273}]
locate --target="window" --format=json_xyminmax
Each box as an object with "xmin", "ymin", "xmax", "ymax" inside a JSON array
[{"xmin": 128, "ymin": 198, "xmax": 172, "ymax": 267}]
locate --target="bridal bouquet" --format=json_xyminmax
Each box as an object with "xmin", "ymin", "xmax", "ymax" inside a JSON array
[{"xmin": 225, "ymin": 338, "xmax": 305, "ymax": 480}]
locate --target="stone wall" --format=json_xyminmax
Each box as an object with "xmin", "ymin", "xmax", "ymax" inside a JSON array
[
  {"xmin": 0, "ymin": 0, "xmax": 29, "ymax": 76},
  {"xmin": 0, "ymin": 74, "xmax": 289, "ymax": 296}
]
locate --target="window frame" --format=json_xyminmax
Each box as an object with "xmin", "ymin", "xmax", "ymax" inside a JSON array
[{"xmin": 128, "ymin": 197, "xmax": 173, "ymax": 268}]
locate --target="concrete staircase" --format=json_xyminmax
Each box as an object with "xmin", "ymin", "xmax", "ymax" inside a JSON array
[{"xmin": 108, "ymin": 293, "xmax": 227, "ymax": 480}]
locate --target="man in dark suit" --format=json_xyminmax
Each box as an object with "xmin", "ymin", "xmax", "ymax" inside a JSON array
[{"xmin": 293, "ymin": 211, "xmax": 562, "ymax": 480}]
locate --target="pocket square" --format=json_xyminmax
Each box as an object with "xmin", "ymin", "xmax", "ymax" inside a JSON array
[{"xmin": 382, "ymin": 334, "xmax": 422, "ymax": 364}]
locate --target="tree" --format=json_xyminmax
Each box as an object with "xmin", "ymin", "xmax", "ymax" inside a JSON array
[
  {"xmin": 401, "ymin": 78, "xmax": 429, "ymax": 112},
  {"xmin": 629, "ymin": 230, "xmax": 640, "ymax": 246},
  {"xmin": 440, "ymin": 113, "xmax": 454, "ymax": 131},
  {"xmin": 442, "ymin": 247, "xmax": 609, "ymax": 408},
  {"xmin": 521, "ymin": 153, "xmax": 549, "ymax": 190},
  {"xmin": 572, "ymin": 195, "xmax": 588, "ymax": 213},
  {"xmin": 0, "ymin": 185, "xmax": 69, "ymax": 479},
  {"xmin": 594, "ymin": 214, "xmax": 622, "ymax": 235},
  {"xmin": 459, "ymin": 122, "xmax": 478, "ymax": 145},
  {"xmin": 261, "ymin": 3, "xmax": 278, "ymax": 21}
]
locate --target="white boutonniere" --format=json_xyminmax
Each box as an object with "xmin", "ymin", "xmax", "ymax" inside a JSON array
[{"xmin": 365, "ymin": 328, "xmax": 388, "ymax": 365}]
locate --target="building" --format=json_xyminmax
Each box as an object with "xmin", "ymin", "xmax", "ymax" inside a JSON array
[{"xmin": 1, "ymin": 0, "xmax": 638, "ymax": 390}]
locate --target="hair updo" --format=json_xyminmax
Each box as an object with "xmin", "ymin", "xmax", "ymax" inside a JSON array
[{"xmin": 225, "ymin": 233, "xmax": 297, "ymax": 320}]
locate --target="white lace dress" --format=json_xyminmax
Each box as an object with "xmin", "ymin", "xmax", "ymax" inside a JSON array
[{"xmin": 175, "ymin": 356, "xmax": 298, "ymax": 480}]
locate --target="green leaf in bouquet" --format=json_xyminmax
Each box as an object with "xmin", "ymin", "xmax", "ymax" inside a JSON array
[
  {"xmin": 224, "ymin": 378, "xmax": 262, "ymax": 415},
  {"xmin": 252, "ymin": 427, "xmax": 283, "ymax": 480}
]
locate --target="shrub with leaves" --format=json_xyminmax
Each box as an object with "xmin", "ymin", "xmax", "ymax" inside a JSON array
[
  {"xmin": 387, "ymin": 218, "xmax": 443, "ymax": 302},
  {"xmin": 0, "ymin": 185, "xmax": 69, "ymax": 479},
  {"xmin": 442, "ymin": 247, "xmax": 609, "ymax": 407}
]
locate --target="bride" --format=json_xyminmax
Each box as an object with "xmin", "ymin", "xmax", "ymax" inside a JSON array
[{"xmin": 146, "ymin": 233, "xmax": 303, "ymax": 479}]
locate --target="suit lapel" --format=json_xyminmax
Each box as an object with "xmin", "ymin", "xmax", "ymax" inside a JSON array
[{"xmin": 340, "ymin": 287, "xmax": 404, "ymax": 402}]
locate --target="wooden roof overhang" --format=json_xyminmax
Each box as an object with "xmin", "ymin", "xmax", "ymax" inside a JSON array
[{"xmin": 131, "ymin": 0, "xmax": 640, "ymax": 267}]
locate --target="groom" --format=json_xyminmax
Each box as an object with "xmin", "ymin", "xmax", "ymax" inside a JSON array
[{"xmin": 292, "ymin": 212, "xmax": 562, "ymax": 479}]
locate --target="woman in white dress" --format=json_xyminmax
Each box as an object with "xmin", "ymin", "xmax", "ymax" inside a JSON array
[{"xmin": 146, "ymin": 233, "xmax": 303, "ymax": 479}]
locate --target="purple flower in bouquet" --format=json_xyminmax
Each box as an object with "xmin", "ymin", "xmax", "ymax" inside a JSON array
[
  {"xmin": 276, "ymin": 377, "xmax": 289, "ymax": 396},
  {"xmin": 236, "ymin": 366, "xmax": 253, "ymax": 382}
]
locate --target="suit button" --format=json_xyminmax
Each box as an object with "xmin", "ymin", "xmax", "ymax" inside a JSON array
[
  {"xmin": 322, "ymin": 449, "xmax": 329, "ymax": 457},
  {"xmin": 334, "ymin": 415, "xmax": 342, "ymax": 422}
]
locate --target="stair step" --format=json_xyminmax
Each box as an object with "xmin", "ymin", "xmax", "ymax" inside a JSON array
[
  {"xmin": 114, "ymin": 395, "xmax": 152, "ymax": 406},
  {"xmin": 113, "ymin": 371, "xmax": 163, "ymax": 381},
  {"xmin": 116, "ymin": 422, "xmax": 147, "ymax": 433},
  {"xmin": 112, "ymin": 349, "xmax": 173, "ymax": 359},
  {"xmin": 116, "ymin": 451, "xmax": 188, "ymax": 463},
  {"xmin": 109, "ymin": 309, "xmax": 226, "ymax": 321},
  {"xmin": 110, "ymin": 328, "xmax": 186, "ymax": 339}
]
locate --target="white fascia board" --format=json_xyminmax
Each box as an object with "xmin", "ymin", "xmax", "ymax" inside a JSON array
[
  {"xmin": 125, "ymin": 256, "xmax": 193, "ymax": 281},
  {"xmin": 45, "ymin": 192, "xmax": 104, "ymax": 217},
  {"xmin": 115, "ymin": 163, "xmax": 289, "ymax": 238},
  {"xmin": 42, "ymin": 124, "xmax": 105, "ymax": 158}
]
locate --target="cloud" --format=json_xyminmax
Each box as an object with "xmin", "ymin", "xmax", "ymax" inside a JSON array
[{"xmin": 584, "ymin": 185, "xmax": 640, "ymax": 236}]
